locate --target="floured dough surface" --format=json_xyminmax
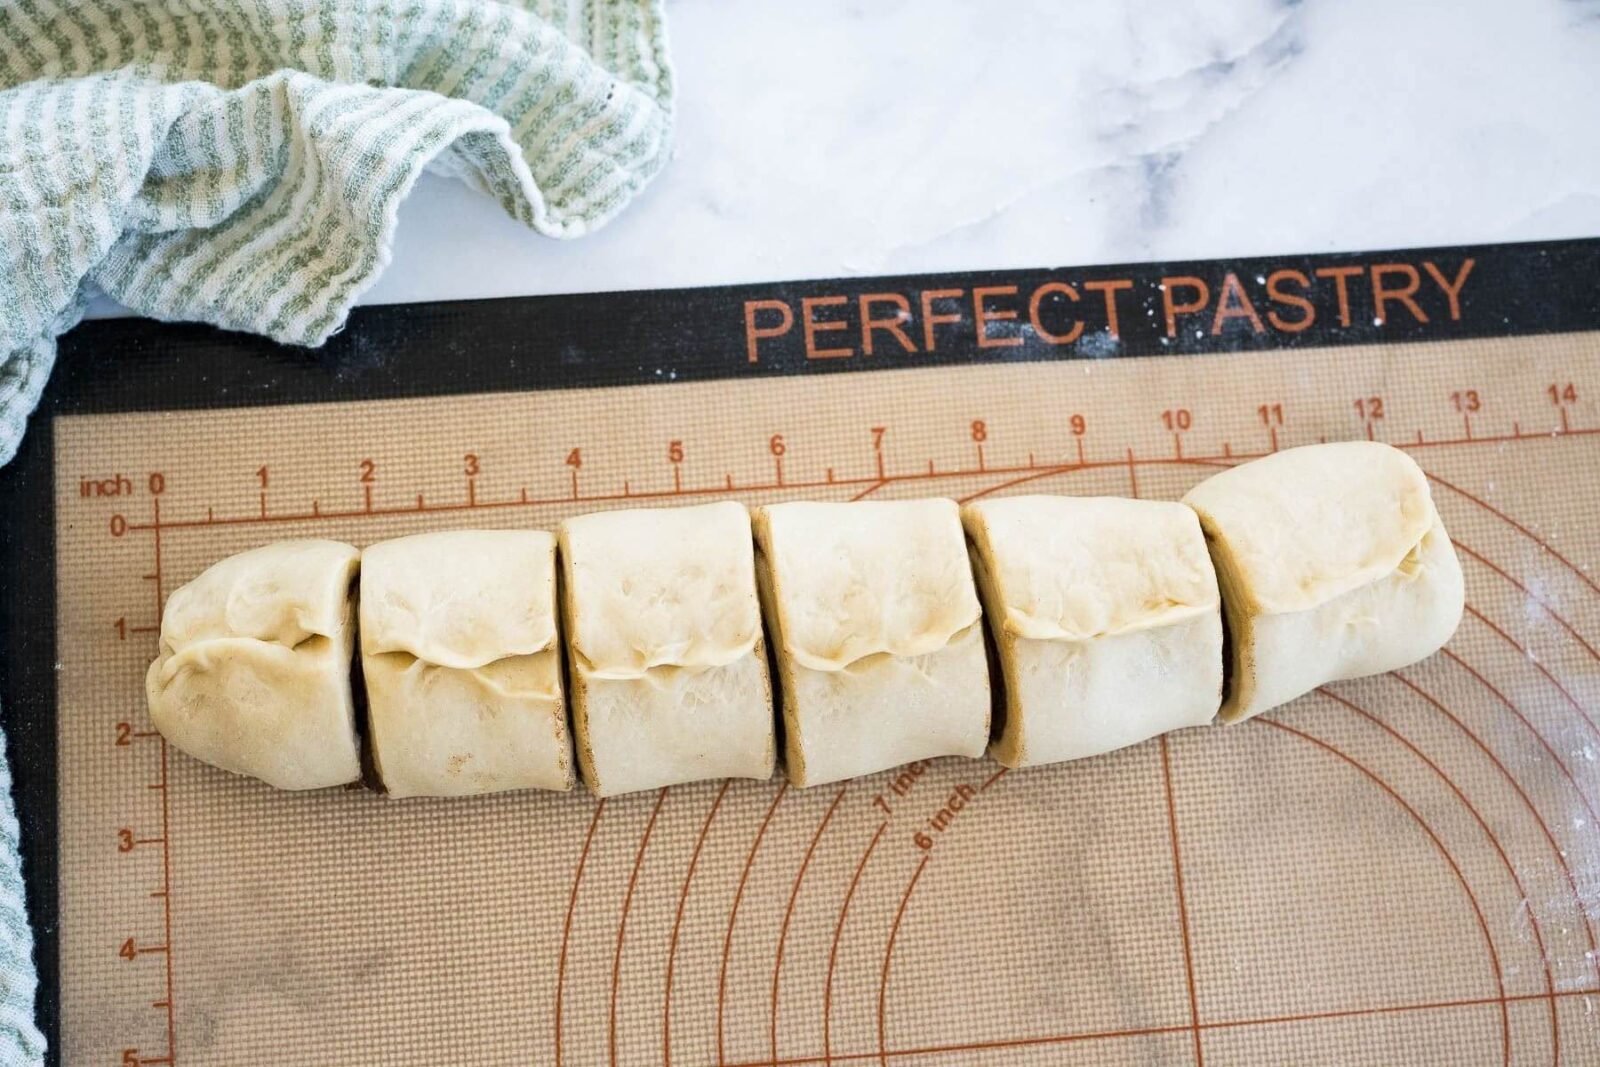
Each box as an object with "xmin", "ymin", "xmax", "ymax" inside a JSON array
[
  {"xmin": 969, "ymin": 495, "xmax": 1218, "ymax": 641},
  {"xmin": 1183, "ymin": 442, "xmax": 1464, "ymax": 720},
  {"xmin": 360, "ymin": 529, "xmax": 558, "ymax": 668},
  {"xmin": 561, "ymin": 503, "xmax": 773, "ymax": 796},
  {"xmin": 360, "ymin": 530, "xmax": 572, "ymax": 797},
  {"xmin": 145, "ymin": 540, "xmax": 361, "ymax": 790},
  {"xmin": 1184, "ymin": 441, "xmax": 1438, "ymax": 614},
  {"xmin": 563, "ymin": 502, "xmax": 762, "ymax": 675},
  {"xmin": 753, "ymin": 498, "xmax": 981, "ymax": 669},
  {"xmin": 159, "ymin": 538, "xmax": 357, "ymax": 650},
  {"xmin": 778, "ymin": 623, "xmax": 989, "ymax": 786},
  {"xmin": 965, "ymin": 496, "xmax": 1221, "ymax": 766},
  {"xmin": 575, "ymin": 656, "xmax": 773, "ymax": 796},
  {"xmin": 754, "ymin": 499, "xmax": 989, "ymax": 787}
]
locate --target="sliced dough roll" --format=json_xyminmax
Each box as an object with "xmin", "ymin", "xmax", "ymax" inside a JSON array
[
  {"xmin": 1183, "ymin": 441, "xmax": 1464, "ymax": 722},
  {"xmin": 560, "ymin": 502, "xmax": 774, "ymax": 797},
  {"xmin": 360, "ymin": 530, "xmax": 572, "ymax": 798},
  {"xmin": 145, "ymin": 540, "xmax": 361, "ymax": 790},
  {"xmin": 963, "ymin": 496, "xmax": 1222, "ymax": 766},
  {"xmin": 753, "ymin": 498, "xmax": 990, "ymax": 787}
]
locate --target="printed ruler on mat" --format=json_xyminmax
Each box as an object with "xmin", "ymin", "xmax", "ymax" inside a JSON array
[{"xmin": 17, "ymin": 240, "xmax": 1600, "ymax": 1065}]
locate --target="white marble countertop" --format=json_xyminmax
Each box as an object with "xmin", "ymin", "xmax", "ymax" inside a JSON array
[
  {"xmin": 358, "ymin": 0, "xmax": 1600, "ymax": 304},
  {"xmin": 94, "ymin": 0, "xmax": 1600, "ymax": 317}
]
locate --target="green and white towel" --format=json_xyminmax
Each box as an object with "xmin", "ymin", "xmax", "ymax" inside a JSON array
[{"xmin": 0, "ymin": 2, "xmax": 673, "ymax": 1058}]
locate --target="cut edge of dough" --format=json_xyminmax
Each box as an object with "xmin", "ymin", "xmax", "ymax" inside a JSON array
[
  {"xmin": 964, "ymin": 532, "xmax": 1025, "ymax": 768},
  {"xmin": 752, "ymin": 537, "xmax": 809, "ymax": 787},
  {"xmin": 1200, "ymin": 522, "xmax": 1256, "ymax": 723}
]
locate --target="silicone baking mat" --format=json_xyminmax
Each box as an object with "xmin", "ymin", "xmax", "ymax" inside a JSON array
[{"xmin": 5, "ymin": 239, "xmax": 1599, "ymax": 1065}]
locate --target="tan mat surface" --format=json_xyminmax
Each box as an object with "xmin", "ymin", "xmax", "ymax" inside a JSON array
[{"xmin": 56, "ymin": 333, "xmax": 1600, "ymax": 1065}]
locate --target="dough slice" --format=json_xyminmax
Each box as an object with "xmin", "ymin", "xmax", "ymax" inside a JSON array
[
  {"xmin": 752, "ymin": 498, "xmax": 989, "ymax": 787},
  {"xmin": 360, "ymin": 530, "xmax": 572, "ymax": 798},
  {"xmin": 963, "ymin": 496, "xmax": 1222, "ymax": 766},
  {"xmin": 1182, "ymin": 441, "xmax": 1464, "ymax": 721},
  {"xmin": 145, "ymin": 540, "xmax": 361, "ymax": 790},
  {"xmin": 560, "ymin": 502, "xmax": 775, "ymax": 797}
]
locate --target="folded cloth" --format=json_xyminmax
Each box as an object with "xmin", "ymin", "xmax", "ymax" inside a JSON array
[
  {"xmin": 0, "ymin": 2, "xmax": 673, "ymax": 1058},
  {"xmin": 0, "ymin": 730, "xmax": 33, "ymax": 1064},
  {"xmin": 0, "ymin": 0, "xmax": 673, "ymax": 464}
]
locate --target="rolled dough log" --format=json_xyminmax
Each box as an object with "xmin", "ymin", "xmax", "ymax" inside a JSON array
[
  {"xmin": 560, "ymin": 502, "xmax": 774, "ymax": 797},
  {"xmin": 752, "ymin": 498, "xmax": 989, "ymax": 787},
  {"xmin": 145, "ymin": 540, "xmax": 361, "ymax": 790},
  {"xmin": 1183, "ymin": 441, "xmax": 1464, "ymax": 721},
  {"xmin": 360, "ymin": 530, "xmax": 572, "ymax": 797},
  {"xmin": 963, "ymin": 495, "xmax": 1222, "ymax": 766}
]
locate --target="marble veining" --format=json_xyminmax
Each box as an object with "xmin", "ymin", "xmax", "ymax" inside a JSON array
[{"xmin": 91, "ymin": 0, "xmax": 1600, "ymax": 316}]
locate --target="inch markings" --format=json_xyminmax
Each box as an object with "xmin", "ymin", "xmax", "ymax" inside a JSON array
[
  {"xmin": 113, "ymin": 491, "xmax": 176, "ymax": 1067},
  {"xmin": 110, "ymin": 385, "xmax": 1595, "ymax": 536}
]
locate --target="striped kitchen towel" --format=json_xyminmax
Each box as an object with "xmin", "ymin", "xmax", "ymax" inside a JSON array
[{"xmin": 0, "ymin": 2, "xmax": 673, "ymax": 1059}]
